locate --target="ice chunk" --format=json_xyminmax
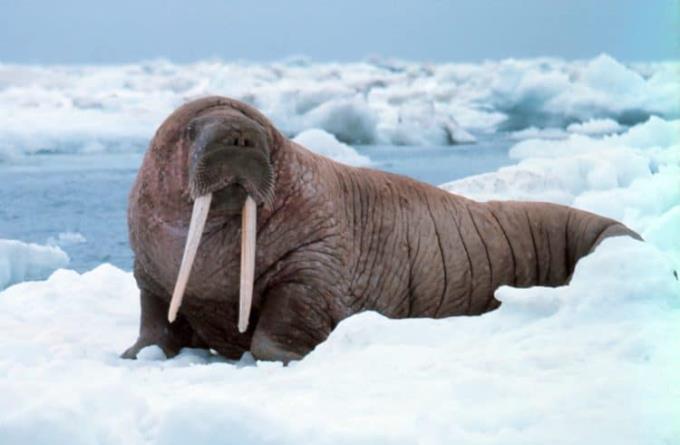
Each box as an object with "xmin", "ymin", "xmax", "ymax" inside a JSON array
[
  {"xmin": 46, "ymin": 231, "xmax": 87, "ymax": 247},
  {"xmin": 510, "ymin": 126, "xmax": 567, "ymax": 140},
  {"xmin": 0, "ymin": 239, "xmax": 69, "ymax": 289},
  {"xmin": 300, "ymin": 97, "xmax": 378, "ymax": 144},
  {"xmin": 292, "ymin": 128, "xmax": 371, "ymax": 166},
  {"xmin": 376, "ymin": 101, "xmax": 476, "ymax": 145},
  {"xmin": 567, "ymin": 118, "xmax": 624, "ymax": 135}
]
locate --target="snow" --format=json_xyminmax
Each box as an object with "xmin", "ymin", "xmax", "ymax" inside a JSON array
[
  {"xmin": 0, "ymin": 237, "xmax": 678, "ymax": 444},
  {"xmin": 0, "ymin": 239, "xmax": 69, "ymax": 290},
  {"xmin": 1, "ymin": 54, "xmax": 677, "ymax": 160},
  {"xmin": 292, "ymin": 128, "xmax": 371, "ymax": 166}
]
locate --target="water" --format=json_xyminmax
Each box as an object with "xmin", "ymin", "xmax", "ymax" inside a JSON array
[
  {"xmin": 0, "ymin": 139, "xmax": 511, "ymax": 272},
  {"xmin": 358, "ymin": 137, "xmax": 511, "ymax": 185}
]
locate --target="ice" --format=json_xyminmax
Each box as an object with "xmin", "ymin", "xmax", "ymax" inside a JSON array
[
  {"xmin": 0, "ymin": 239, "xmax": 69, "ymax": 289},
  {"xmin": 0, "ymin": 236, "xmax": 677, "ymax": 444},
  {"xmin": 299, "ymin": 97, "xmax": 378, "ymax": 145},
  {"xmin": 567, "ymin": 118, "xmax": 623, "ymax": 135},
  {"xmin": 46, "ymin": 231, "xmax": 87, "ymax": 247},
  {"xmin": 484, "ymin": 54, "xmax": 679, "ymax": 131},
  {"xmin": 510, "ymin": 126, "xmax": 567, "ymax": 140},
  {"xmin": 292, "ymin": 128, "xmax": 371, "ymax": 166},
  {"xmin": 376, "ymin": 101, "xmax": 477, "ymax": 145},
  {"xmin": 1, "ymin": 55, "xmax": 676, "ymax": 160},
  {"xmin": 442, "ymin": 116, "xmax": 680, "ymax": 236}
]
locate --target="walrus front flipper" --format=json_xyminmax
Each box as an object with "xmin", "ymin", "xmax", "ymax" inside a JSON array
[
  {"xmin": 250, "ymin": 281, "xmax": 334, "ymax": 364},
  {"xmin": 121, "ymin": 264, "xmax": 205, "ymax": 360}
]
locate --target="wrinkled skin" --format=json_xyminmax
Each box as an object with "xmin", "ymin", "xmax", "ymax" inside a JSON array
[{"xmin": 122, "ymin": 96, "xmax": 641, "ymax": 363}]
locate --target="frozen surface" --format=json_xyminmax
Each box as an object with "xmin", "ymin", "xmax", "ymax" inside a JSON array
[
  {"xmin": 0, "ymin": 238, "xmax": 677, "ymax": 444},
  {"xmin": 0, "ymin": 239, "xmax": 69, "ymax": 289},
  {"xmin": 1, "ymin": 54, "xmax": 677, "ymax": 159}
]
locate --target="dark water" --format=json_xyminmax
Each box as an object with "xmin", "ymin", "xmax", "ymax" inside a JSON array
[{"xmin": 0, "ymin": 139, "xmax": 511, "ymax": 272}]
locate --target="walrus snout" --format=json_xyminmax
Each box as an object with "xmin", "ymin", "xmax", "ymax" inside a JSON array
[{"xmin": 187, "ymin": 112, "xmax": 274, "ymax": 209}]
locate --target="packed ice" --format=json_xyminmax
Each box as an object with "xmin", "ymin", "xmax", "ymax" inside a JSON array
[
  {"xmin": 1, "ymin": 54, "xmax": 677, "ymax": 160},
  {"xmin": 1, "ymin": 54, "xmax": 679, "ymax": 444}
]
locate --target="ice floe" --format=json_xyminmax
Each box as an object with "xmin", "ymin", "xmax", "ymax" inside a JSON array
[
  {"xmin": 0, "ymin": 239, "xmax": 69, "ymax": 289},
  {"xmin": 292, "ymin": 128, "xmax": 371, "ymax": 166},
  {"xmin": 1, "ymin": 54, "xmax": 677, "ymax": 159}
]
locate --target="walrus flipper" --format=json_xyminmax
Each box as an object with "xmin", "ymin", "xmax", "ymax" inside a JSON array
[
  {"xmin": 121, "ymin": 263, "xmax": 204, "ymax": 359},
  {"xmin": 251, "ymin": 281, "xmax": 334, "ymax": 364}
]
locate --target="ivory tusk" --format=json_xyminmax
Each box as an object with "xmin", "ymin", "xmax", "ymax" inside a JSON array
[
  {"xmin": 238, "ymin": 195, "xmax": 257, "ymax": 333},
  {"xmin": 168, "ymin": 193, "xmax": 213, "ymax": 323}
]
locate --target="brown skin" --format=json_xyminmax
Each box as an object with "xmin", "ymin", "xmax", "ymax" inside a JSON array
[{"xmin": 122, "ymin": 96, "xmax": 641, "ymax": 362}]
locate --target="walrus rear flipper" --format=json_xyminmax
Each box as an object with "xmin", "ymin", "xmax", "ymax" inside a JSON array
[{"xmin": 590, "ymin": 222, "xmax": 643, "ymax": 252}]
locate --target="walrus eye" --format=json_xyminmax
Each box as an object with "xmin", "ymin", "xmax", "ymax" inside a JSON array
[{"xmin": 185, "ymin": 124, "xmax": 197, "ymax": 140}]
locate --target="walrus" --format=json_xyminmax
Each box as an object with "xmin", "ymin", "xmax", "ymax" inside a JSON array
[{"xmin": 121, "ymin": 96, "xmax": 641, "ymax": 362}]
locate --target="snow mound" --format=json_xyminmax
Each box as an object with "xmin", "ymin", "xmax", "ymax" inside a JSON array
[
  {"xmin": 0, "ymin": 237, "xmax": 677, "ymax": 444},
  {"xmin": 0, "ymin": 239, "xmax": 69, "ymax": 289},
  {"xmin": 293, "ymin": 128, "xmax": 371, "ymax": 166},
  {"xmin": 1, "ymin": 55, "xmax": 676, "ymax": 160}
]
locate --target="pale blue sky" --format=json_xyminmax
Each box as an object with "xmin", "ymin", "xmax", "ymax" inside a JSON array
[{"xmin": 1, "ymin": 0, "xmax": 678, "ymax": 63}]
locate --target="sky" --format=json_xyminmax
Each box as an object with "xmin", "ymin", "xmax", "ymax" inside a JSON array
[{"xmin": 0, "ymin": 0, "xmax": 678, "ymax": 64}]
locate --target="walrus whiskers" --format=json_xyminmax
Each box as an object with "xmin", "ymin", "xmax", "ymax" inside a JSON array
[
  {"xmin": 238, "ymin": 195, "xmax": 257, "ymax": 333},
  {"xmin": 168, "ymin": 193, "xmax": 213, "ymax": 323}
]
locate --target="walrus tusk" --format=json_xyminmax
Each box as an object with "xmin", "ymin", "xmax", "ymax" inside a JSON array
[
  {"xmin": 168, "ymin": 193, "xmax": 213, "ymax": 323},
  {"xmin": 238, "ymin": 195, "xmax": 257, "ymax": 333}
]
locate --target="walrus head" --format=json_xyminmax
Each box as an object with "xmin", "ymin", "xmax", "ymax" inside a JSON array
[
  {"xmin": 168, "ymin": 106, "xmax": 275, "ymax": 333},
  {"xmin": 186, "ymin": 108, "xmax": 275, "ymax": 210}
]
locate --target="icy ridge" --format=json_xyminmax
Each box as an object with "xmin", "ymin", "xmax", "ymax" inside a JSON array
[{"xmin": 1, "ymin": 54, "xmax": 677, "ymax": 160}]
